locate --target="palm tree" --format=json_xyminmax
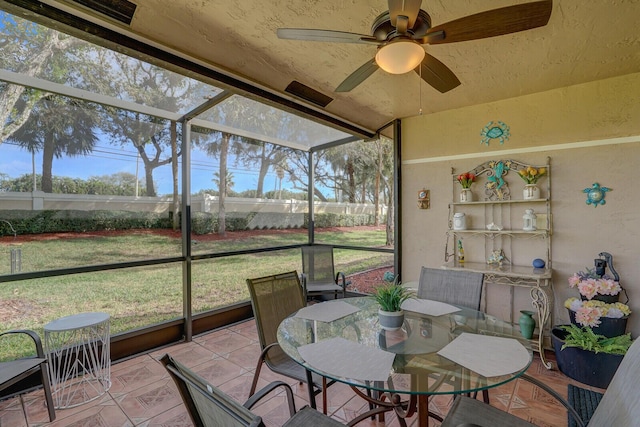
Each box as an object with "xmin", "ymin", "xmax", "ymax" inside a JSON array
[
  {"xmin": 212, "ymin": 170, "xmax": 235, "ymax": 197},
  {"xmin": 8, "ymin": 94, "xmax": 99, "ymax": 193}
]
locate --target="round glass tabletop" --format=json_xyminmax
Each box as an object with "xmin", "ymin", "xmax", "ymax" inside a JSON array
[{"xmin": 277, "ymin": 297, "xmax": 532, "ymax": 395}]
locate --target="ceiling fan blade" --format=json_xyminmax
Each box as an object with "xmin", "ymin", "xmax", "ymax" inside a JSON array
[
  {"xmin": 415, "ymin": 53, "xmax": 461, "ymax": 93},
  {"xmin": 388, "ymin": 0, "xmax": 422, "ymax": 29},
  {"xmin": 425, "ymin": 0, "xmax": 552, "ymax": 45},
  {"xmin": 277, "ymin": 28, "xmax": 378, "ymax": 44},
  {"xmin": 335, "ymin": 58, "xmax": 379, "ymax": 92}
]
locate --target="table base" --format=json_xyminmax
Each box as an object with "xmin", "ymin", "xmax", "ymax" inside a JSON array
[
  {"xmin": 45, "ymin": 319, "xmax": 111, "ymax": 408},
  {"xmin": 346, "ymin": 386, "xmax": 443, "ymax": 427}
]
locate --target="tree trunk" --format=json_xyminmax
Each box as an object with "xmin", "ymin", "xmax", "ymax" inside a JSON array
[
  {"xmin": 255, "ymin": 144, "xmax": 268, "ymax": 198},
  {"xmin": 374, "ymin": 144, "xmax": 382, "ymax": 226},
  {"xmin": 41, "ymin": 134, "xmax": 55, "ymax": 193},
  {"xmin": 346, "ymin": 158, "xmax": 356, "ymax": 203},
  {"xmin": 144, "ymin": 165, "xmax": 156, "ymax": 197},
  {"xmin": 170, "ymin": 121, "xmax": 179, "ymax": 230},
  {"xmin": 385, "ymin": 186, "xmax": 394, "ymax": 246},
  {"xmin": 218, "ymin": 133, "xmax": 230, "ymax": 236}
]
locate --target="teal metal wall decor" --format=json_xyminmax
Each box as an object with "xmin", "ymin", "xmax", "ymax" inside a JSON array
[
  {"xmin": 583, "ymin": 183, "xmax": 611, "ymax": 207},
  {"xmin": 481, "ymin": 121, "xmax": 510, "ymax": 145}
]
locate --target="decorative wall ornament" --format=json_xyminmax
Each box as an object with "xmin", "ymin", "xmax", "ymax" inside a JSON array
[
  {"xmin": 480, "ymin": 121, "xmax": 510, "ymax": 145},
  {"xmin": 583, "ymin": 183, "xmax": 611, "ymax": 207},
  {"xmin": 485, "ymin": 160, "xmax": 511, "ymax": 200},
  {"xmin": 417, "ymin": 189, "xmax": 430, "ymax": 209}
]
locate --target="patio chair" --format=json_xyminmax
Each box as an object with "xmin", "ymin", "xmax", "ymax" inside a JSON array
[
  {"xmin": 301, "ymin": 245, "xmax": 350, "ymax": 300},
  {"xmin": 440, "ymin": 335, "xmax": 640, "ymax": 427},
  {"xmin": 161, "ymin": 354, "xmax": 344, "ymax": 427},
  {"xmin": 417, "ymin": 267, "xmax": 487, "ymax": 405},
  {"xmin": 0, "ymin": 330, "xmax": 55, "ymax": 422},
  {"xmin": 246, "ymin": 271, "xmax": 335, "ymax": 413},
  {"xmin": 417, "ymin": 267, "xmax": 484, "ymax": 311}
]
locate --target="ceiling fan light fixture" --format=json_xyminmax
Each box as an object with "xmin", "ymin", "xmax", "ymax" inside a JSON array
[{"xmin": 375, "ymin": 40, "xmax": 425, "ymax": 74}]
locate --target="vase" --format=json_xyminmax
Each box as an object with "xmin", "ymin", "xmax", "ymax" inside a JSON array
[
  {"xmin": 552, "ymin": 327, "xmax": 623, "ymax": 388},
  {"xmin": 523, "ymin": 184, "xmax": 540, "ymax": 200},
  {"xmin": 460, "ymin": 188, "xmax": 473, "ymax": 202},
  {"xmin": 567, "ymin": 308, "xmax": 628, "ymax": 338},
  {"xmin": 378, "ymin": 309, "xmax": 404, "ymax": 331},
  {"xmin": 519, "ymin": 310, "xmax": 536, "ymax": 339}
]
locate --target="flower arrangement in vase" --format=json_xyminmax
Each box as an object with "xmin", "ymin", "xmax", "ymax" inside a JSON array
[
  {"xmin": 456, "ymin": 172, "xmax": 476, "ymax": 202},
  {"xmin": 518, "ymin": 165, "xmax": 546, "ymax": 199}
]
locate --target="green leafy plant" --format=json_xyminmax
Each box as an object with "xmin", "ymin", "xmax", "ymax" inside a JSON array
[
  {"xmin": 372, "ymin": 282, "xmax": 412, "ymax": 312},
  {"xmin": 559, "ymin": 324, "xmax": 632, "ymax": 355}
]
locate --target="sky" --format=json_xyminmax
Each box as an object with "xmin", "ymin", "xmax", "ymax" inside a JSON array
[{"xmin": 0, "ymin": 141, "xmax": 291, "ymax": 196}]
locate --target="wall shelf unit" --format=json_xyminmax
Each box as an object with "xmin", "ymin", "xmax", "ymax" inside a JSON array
[{"xmin": 443, "ymin": 157, "xmax": 553, "ymax": 369}]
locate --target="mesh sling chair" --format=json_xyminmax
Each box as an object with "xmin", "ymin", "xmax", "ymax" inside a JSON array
[
  {"xmin": 161, "ymin": 354, "xmax": 344, "ymax": 427},
  {"xmin": 417, "ymin": 267, "xmax": 488, "ymax": 407},
  {"xmin": 246, "ymin": 271, "xmax": 335, "ymax": 414},
  {"xmin": 301, "ymin": 245, "xmax": 349, "ymax": 301},
  {"xmin": 0, "ymin": 330, "xmax": 55, "ymax": 422},
  {"xmin": 417, "ymin": 267, "xmax": 484, "ymax": 311},
  {"xmin": 440, "ymin": 335, "xmax": 640, "ymax": 427}
]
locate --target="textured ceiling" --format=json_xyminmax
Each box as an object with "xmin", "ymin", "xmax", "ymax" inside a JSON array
[{"xmin": 66, "ymin": 0, "xmax": 640, "ymax": 134}]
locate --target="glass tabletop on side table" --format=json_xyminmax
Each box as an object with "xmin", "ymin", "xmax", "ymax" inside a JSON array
[{"xmin": 277, "ymin": 296, "xmax": 532, "ymax": 426}]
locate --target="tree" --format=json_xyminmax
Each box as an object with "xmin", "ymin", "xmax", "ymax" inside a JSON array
[
  {"xmin": 7, "ymin": 95, "xmax": 99, "ymax": 193},
  {"xmin": 0, "ymin": 13, "xmax": 82, "ymax": 144},
  {"xmin": 213, "ymin": 170, "xmax": 235, "ymax": 197}
]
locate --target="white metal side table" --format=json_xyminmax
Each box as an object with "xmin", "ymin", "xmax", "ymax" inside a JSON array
[{"xmin": 44, "ymin": 312, "xmax": 111, "ymax": 408}]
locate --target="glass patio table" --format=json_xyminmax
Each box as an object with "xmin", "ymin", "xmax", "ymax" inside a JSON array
[{"xmin": 277, "ymin": 296, "xmax": 532, "ymax": 427}]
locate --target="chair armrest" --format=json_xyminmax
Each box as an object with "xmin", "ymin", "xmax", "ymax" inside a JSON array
[
  {"xmin": 244, "ymin": 380, "xmax": 296, "ymax": 417},
  {"xmin": 521, "ymin": 374, "xmax": 586, "ymax": 427},
  {"xmin": 335, "ymin": 272, "xmax": 351, "ymax": 289},
  {"xmin": 0, "ymin": 330, "xmax": 45, "ymax": 357}
]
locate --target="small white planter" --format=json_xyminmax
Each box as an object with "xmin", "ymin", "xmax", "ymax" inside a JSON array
[{"xmin": 378, "ymin": 309, "xmax": 405, "ymax": 331}]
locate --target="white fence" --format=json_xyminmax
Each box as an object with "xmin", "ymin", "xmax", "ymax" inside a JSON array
[{"xmin": 0, "ymin": 191, "xmax": 385, "ymax": 216}]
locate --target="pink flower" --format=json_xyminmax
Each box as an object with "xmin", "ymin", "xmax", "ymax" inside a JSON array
[
  {"xmin": 568, "ymin": 274, "xmax": 581, "ymax": 287},
  {"xmin": 577, "ymin": 279, "xmax": 598, "ymax": 300},
  {"xmin": 598, "ymin": 279, "xmax": 621, "ymax": 296},
  {"xmin": 575, "ymin": 307, "xmax": 603, "ymax": 328}
]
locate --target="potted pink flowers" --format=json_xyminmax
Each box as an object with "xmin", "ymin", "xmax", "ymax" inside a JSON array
[
  {"xmin": 563, "ymin": 267, "xmax": 630, "ymax": 336},
  {"xmin": 554, "ymin": 254, "xmax": 632, "ymax": 388},
  {"xmin": 568, "ymin": 269, "xmax": 621, "ymax": 302}
]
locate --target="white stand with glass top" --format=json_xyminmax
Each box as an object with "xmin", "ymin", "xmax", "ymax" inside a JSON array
[{"xmin": 44, "ymin": 312, "xmax": 111, "ymax": 408}]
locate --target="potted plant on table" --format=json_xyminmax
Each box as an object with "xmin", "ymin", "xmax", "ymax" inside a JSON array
[{"xmin": 372, "ymin": 281, "xmax": 412, "ymax": 331}]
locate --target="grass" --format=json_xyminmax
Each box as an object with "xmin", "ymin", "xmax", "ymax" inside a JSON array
[{"xmin": 0, "ymin": 228, "xmax": 391, "ymax": 359}]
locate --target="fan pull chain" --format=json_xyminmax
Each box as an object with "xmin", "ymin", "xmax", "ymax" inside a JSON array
[{"xmin": 418, "ymin": 65, "xmax": 423, "ymax": 115}]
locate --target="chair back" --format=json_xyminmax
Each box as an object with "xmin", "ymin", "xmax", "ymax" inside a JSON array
[
  {"xmin": 246, "ymin": 271, "xmax": 306, "ymax": 365},
  {"xmin": 587, "ymin": 337, "xmax": 640, "ymax": 426},
  {"xmin": 301, "ymin": 245, "xmax": 336, "ymax": 286},
  {"xmin": 417, "ymin": 267, "xmax": 484, "ymax": 310},
  {"xmin": 161, "ymin": 354, "xmax": 263, "ymax": 427}
]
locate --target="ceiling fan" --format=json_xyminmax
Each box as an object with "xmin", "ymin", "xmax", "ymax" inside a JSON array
[{"xmin": 277, "ymin": 0, "xmax": 552, "ymax": 93}]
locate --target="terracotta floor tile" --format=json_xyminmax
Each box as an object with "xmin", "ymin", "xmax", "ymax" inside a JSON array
[{"xmin": 1, "ymin": 323, "xmax": 578, "ymax": 427}]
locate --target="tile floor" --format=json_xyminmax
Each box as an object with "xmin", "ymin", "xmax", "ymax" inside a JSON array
[{"xmin": 0, "ymin": 319, "xmax": 604, "ymax": 427}]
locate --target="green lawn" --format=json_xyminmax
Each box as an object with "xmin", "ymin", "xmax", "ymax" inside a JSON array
[{"xmin": 0, "ymin": 229, "xmax": 392, "ymax": 358}]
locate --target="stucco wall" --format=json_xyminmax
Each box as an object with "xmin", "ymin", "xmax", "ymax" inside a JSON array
[{"xmin": 401, "ymin": 72, "xmax": 640, "ymax": 337}]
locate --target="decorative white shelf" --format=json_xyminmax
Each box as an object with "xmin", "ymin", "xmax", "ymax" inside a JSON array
[{"xmin": 444, "ymin": 157, "xmax": 554, "ymax": 369}]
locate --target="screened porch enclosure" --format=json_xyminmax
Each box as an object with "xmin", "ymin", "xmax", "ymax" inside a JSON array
[{"xmin": 0, "ymin": 7, "xmax": 397, "ymax": 360}]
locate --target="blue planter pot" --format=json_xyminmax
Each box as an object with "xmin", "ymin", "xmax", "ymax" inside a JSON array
[
  {"xmin": 552, "ymin": 327, "xmax": 623, "ymax": 389},
  {"xmin": 567, "ymin": 309, "xmax": 628, "ymax": 338}
]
